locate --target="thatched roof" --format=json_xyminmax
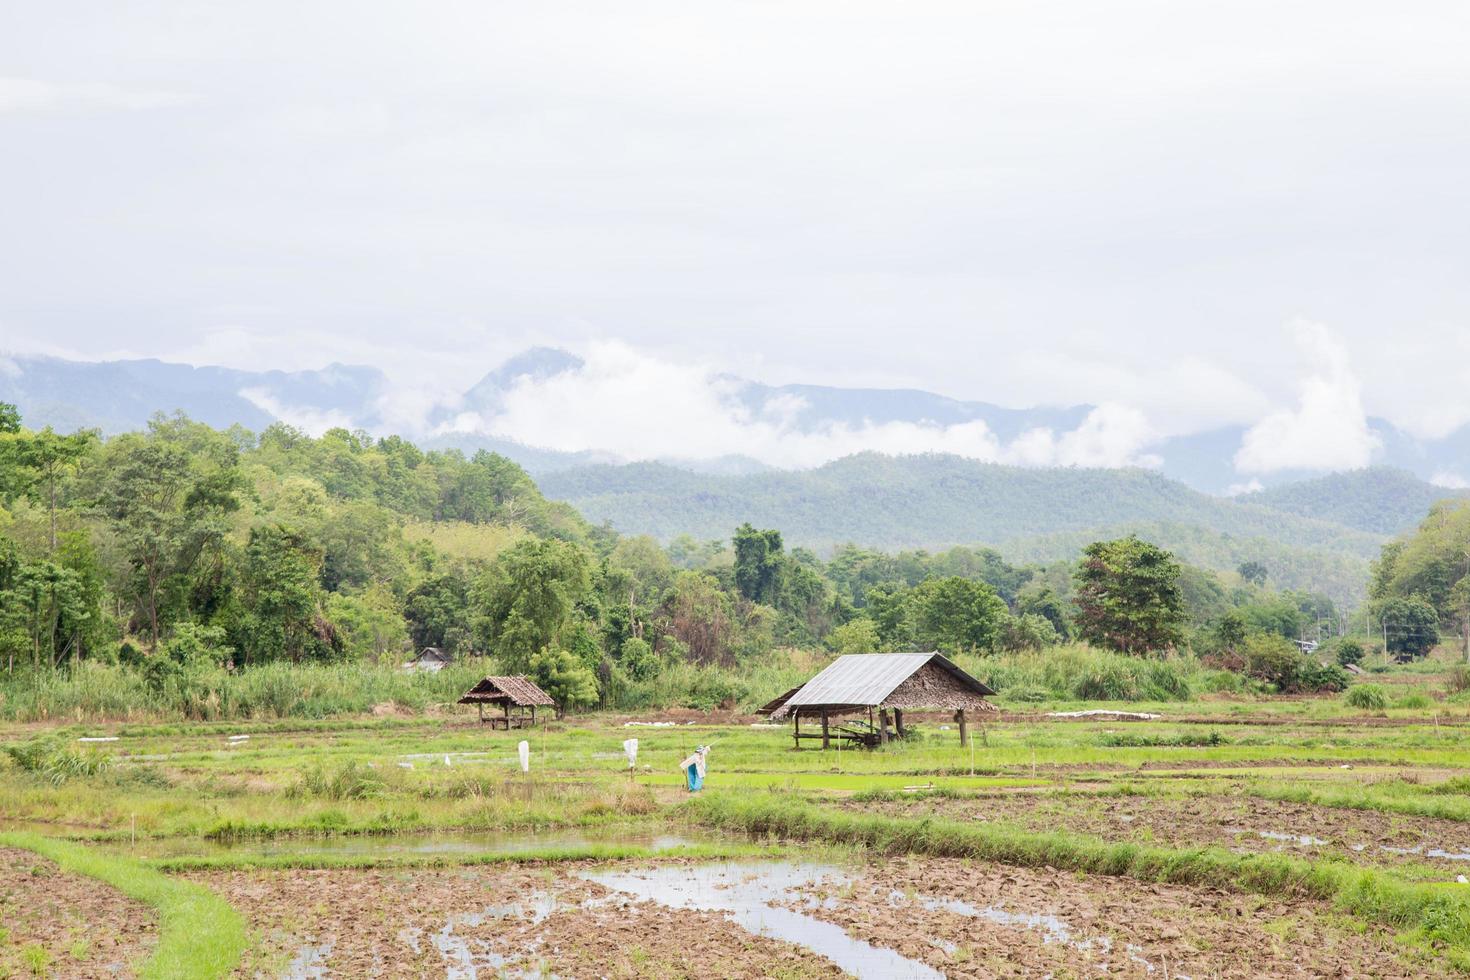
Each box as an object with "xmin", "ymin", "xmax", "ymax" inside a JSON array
[
  {"xmin": 771, "ymin": 652, "xmax": 994, "ymax": 720},
  {"xmin": 458, "ymin": 675, "xmax": 556, "ymax": 707}
]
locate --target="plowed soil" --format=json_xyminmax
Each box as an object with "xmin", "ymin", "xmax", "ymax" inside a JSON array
[
  {"xmin": 0, "ymin": 847, "xmax": 156, "ymax": 979},
  {"xmin": 783, "ymin": 857, "xmax": 1431, "ymax": 978},
  {"xmin": 845, "ymin": 790, "xmax": 1470, "ymax": 870}
]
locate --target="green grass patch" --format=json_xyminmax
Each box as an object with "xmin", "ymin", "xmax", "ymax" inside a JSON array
[{"xmin": 0, "ymin": 831, "xmax": 246, "ymax": 979}]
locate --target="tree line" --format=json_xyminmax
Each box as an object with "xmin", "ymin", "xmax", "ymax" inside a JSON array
[{"xmin": 0, "ymin": 405, "xmax": 1373, "ymax": 709}]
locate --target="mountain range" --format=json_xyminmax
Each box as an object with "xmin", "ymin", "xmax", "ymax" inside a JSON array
[
  {"xmin": 4, "ymin": 347, "xmax": 1467, "ymax": 495},
  {"xmin": 5, "ymin": 348, "xmax": 1466, "ymax": 607}
]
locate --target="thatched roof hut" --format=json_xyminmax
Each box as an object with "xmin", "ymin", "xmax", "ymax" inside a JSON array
[
  {"xmin": 458, "ymin": 675, "xmax": 556, "ymax": 728},
  {"xmin": 772, "ymin": 652, "xmax": 995, "ymax": 747}
]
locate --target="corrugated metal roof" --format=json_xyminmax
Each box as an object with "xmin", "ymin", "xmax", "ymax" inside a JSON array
[{"xmin": 782, "ymin": 652, "xmax": 993, "ymax": 711}]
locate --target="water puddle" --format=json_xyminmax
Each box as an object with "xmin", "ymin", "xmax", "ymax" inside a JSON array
[
  {"xmin": 881, "ymin": 889, "xmax": 1159, "ymax": 974},
  {"xmin": 1241, "ymin": 829, "xmax": 1470, "ymax": 862},
  {"xmin": 397, "ymin": 895, "xmax": 558, "ymax": 979},
  {"xmin": 582, "ymin": 862, "xmax": 945, "ymax": 979},
  {"xmin": 282, "ymin": 940, "xmax": 332, "ymax": 979},
  {"xmin": 126, "ymin": 828, "xmax": 703, "ymax": 861}
]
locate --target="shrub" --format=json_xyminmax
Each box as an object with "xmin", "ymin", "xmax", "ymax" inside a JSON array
[
  {"xmin": 1447, "ymin": 666, "xmax": 1470, "ymax": 696},
  {"xmin": 1395, "ymin": 692, "xmax": 1433, "ymax": 710},
  {"xmin": 1333, "ymin": 638, "xmax": 1365, "ymax": 667},
  {"xmin": 1344, "ymin": 684, "xmax": 1389, "ymax": 710},
  {"xmin": 289, "ymin": 761, "xmax": 386, "ymax": 801}
]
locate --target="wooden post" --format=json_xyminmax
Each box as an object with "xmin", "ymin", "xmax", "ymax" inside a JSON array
[
  {"xmin": 878, "ymin": 708, "xmax": 890, "ymax": 745},
  {"xmin": 956, "ymin": 708, "xmax": 969, "ymax": 747},
  {"xmin": 794, "ymin": 710, "xmax": 802, "ymax": 750},
  {"xmin": 894, "ymin": 709, "xmax": 906, "ymax": 738},
  {"xmin": 821, "ymin": 709, "xmax": 830, "ymax": 750},
  {"xmin": 503, "ymin": 703, "xmax": 510, "ymax": 730},
  {"xmin": 477, "ymin": 703, "xmax": 484, "ymax": 724}
]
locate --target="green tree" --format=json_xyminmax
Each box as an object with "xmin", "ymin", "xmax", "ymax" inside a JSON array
[
  {"xmin": 733, "ymin": 524, "xmax": 785, "ymax": 605},
  {"xmin": 239, "ymin": 524, "xmax": 336, "ymax": 663},
  {"xmin": 475, "ymin": 538, "xmax": 591, "ymax": 670},
  {"xmin": 404, "ymin": 573, "xmax": 471, "ymax": 652},
  {"xmin": 1378, "ymin": 595, "xmax": 1440, "ymax": 660},
  {"xmin": 996, "ymin": 613, "xmax": 1059, "ymax": 652},
  {"xmin": 1073, "ymin": 536, "xmax": 1185, "ymax": 654},
  {"xmin": 660, "ymin": 571, "xmax": 736, "ymax": 665},
  {"xmin": 529, "ymin": 647, "xmax": 599, "ymax": 717},
  {"xmin": 0, "ymin": 402, "xmax": 19, "ymax": 434},
  {"xmin": 826, "ymin": 617, "xmax": 881, "ymax": 654},
  {"xmin": 1237, "ymin": 560, "xmax": 1269, "ymax": 586},
  {"xmin": 101, "ymin": 439, "xmax": 241, "ymax": 649},
  {"xmin": 14, "ymin": 427, "xmax": 95, "ymax": 552},
  {"xmin": 910, "ymin": 576, "xmax": 1007, "ymax": 653}
]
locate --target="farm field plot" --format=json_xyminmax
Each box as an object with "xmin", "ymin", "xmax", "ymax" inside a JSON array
[{"xmin": 3, "ymin": 699, "xmax": 1470, "ymax": 977}]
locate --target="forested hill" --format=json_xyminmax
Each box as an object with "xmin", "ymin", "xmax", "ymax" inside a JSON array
[
  {"xmin": 538, "ymin": 453, "xmax": 1386, "ymax": 605},
  {"xmin": 538, "ymin": 453, "xmax": 1382, "ymax": 554},
  {"xmin": 1239, "ymin": 467, "xmax": 1469, "ymax": 535}
]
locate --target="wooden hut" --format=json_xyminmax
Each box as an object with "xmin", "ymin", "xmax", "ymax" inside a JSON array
[
  {"xmin": 770, "ymin": 652, "xmax": 995, "ymax": 748},
  {"xmin": 458, "ymin": 676, "xmax": 556, "ymax": 729},
  {"xmin": 402, "ymin": 647, "xmax": 454, "ymax": 672}
]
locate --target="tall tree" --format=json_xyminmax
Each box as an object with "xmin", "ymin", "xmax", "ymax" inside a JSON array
[
  {"xmin": 13, "ymin": 427, "xmax": 95, "ymax": 552},
  {"xmin": 733, "ymin": 523, "xmax": 785, "ymax": 605},
  {"xmin": 1073, "ymin": 536, "xmax": 1185, "ymax": 654},
  {"xmin": 475, "ymin": 538, "xmax": 591, "ymax": 670},
  {"xmin": 910, "ymin": 576, "xmax": 1007, "ymax": 653}
]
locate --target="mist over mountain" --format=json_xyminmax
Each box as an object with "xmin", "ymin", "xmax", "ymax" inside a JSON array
[{"xmin": 4, "ymin": 347, "xmax": 1468, "ymax": 496}]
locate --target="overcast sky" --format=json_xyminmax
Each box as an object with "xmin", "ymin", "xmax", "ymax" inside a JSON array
[{"xmin": 3, "ymin": 2, "xmax": 1470, "ymax": 472}]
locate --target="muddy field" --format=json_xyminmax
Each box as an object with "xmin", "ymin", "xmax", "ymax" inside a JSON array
[
  {"xmin": 185, "ymin": 854, "xmax": 1440, "ymax": 979},
  {"xmin": 0, "ymin": 847, "xmax": 156, "ymax": 979},
  {"xmin": 844, "ymin": 790, "xmax": 1470, "ymax": 871}
]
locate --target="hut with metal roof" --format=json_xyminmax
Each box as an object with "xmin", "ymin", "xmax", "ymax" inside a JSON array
[
  {"xmin": 770, "ymin": 652, "xmax": 995, "ymax": 748},
  {"xmin": 458, "ymin": 675, "xmax": 557, "ymax": 729}
]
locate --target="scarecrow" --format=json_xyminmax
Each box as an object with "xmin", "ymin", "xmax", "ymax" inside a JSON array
[{"xmin": 679, "ymin": 745, "xmax": 710, "ymax": 792}]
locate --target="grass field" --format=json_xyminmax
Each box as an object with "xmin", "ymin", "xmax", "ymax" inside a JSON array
[{"xmin": 3, "ymin": 664, "xmax": 1470, "ymax": 977}]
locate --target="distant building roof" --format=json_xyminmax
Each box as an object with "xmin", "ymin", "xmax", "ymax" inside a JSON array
[
  {"xmin": 458, "ymin": 675, "xmax": 557, "ymax": 707},
  {"xmin": 772, "ymin": 652, "xmax": 995, "ymax": 720}
]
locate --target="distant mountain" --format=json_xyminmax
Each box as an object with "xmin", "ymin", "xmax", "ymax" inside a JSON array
[
  {"xmin": 1240, "ymin": 467, "xmax": 1470, "ymax": 535},
  {"xmin": 5, "ymin": 347, "xmax": 1469, "ymax": 497},
  {"xmin": 536, "ymin": 453, "xmax": 1381, "ymax": 554},
  {"xmin": 0, "ymin": 354, "xmax": 388, "ymax": 434},
  {"xmin": 536, "ymin": 453, "xmax": 1381, "ymax": 606}
]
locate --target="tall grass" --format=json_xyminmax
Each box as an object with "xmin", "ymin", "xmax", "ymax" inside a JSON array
[
  {"xmin": 687, "ymin": 793, "xmax": 1470, "ymax": 967},
  {"xmin": 962, "ymin": 644, "xmax": 1221, "ymax": 702},
  {"xmin": 0, "ymin": 832, "xmax": 246, "ymax": 979},
  {"xmin": 0, "ymin": 659, "xmax": 490, "ymax": 723}
]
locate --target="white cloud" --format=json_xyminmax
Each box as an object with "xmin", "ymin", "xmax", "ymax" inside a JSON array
[
  {"xmin": 0, "ymin": 77, "xmax": 194, "ymax": 113},
  {"xmin": 1224, "ymin": 478, "xmax": 1265, "ymax": 497},
  {"xmin": 1233, "ymin": 322, "xmax": 1381, "ymax": 475},
  {"xmin": 443, "ymin": 341, "xmax": 1160, "ymax": 470},
  {"xmin": 237, "ymin": 387, "xmax": 357, "ymax": 437},
  {"xmin": 1432, "ymin": 472, "xmax": 1470, "ymax": 490}
]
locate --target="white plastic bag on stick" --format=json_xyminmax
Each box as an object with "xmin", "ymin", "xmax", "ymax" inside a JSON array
[
  {"xmin": 622, "ymin": 738, "xmax": 638, "ymax": 768},
  {"xmin": 518, "ymin": 740, "xmax": 530, "ymax": 773}
]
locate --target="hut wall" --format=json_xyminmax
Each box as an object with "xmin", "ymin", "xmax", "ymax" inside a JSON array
[{"xmin": 882, "ymin": 661, "xmax": 995, "ymax": 712}]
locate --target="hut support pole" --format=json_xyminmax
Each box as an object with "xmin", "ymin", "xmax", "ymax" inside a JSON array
[
  {"xmin": 894, "ymin": 709, "xmax": 906, "ymax": 738},
  {"xmin": 794, "ymin": 711, "xmax": 801, "ymax": 750},
  {"xmin": 477, "ymin": 703, "xmax": 484, "ymax": 724},
  {"xmin": 820, "ymin": 709, "xmax": 830, "ymax": 750},
  {"xmin": 878, "ymin": 709, "xmax": 890, "ymax": 745},
  {"xmin": 956, "ymin": 709, "xmax": 969, "ymax": 747}
]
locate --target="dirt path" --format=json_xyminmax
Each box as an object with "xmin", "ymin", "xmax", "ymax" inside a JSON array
[
  {"xmin": 0, "ymin": 847, "xmax": 156, "ymax": 979},
  {"xmin": 785, "ymin": 857, "xmax": 1431, "ymax": 978},
  {"xmin": 845, "ymin": 791, "xmax": 1470, "ymax": 871}
]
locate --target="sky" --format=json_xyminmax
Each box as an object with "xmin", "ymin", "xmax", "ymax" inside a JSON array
[{"xmin": 3, "ymin": 2, "xmax": 1470, "ymax": 475}]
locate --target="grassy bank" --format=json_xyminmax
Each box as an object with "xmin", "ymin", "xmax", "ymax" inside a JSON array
[
  {"xmin": 0, "ymin": 832, "xmax": 246, "ymax": 979},
  {"xmin": 686, "ymin": 792, "xmax": 1470, "ymax": 969}
]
